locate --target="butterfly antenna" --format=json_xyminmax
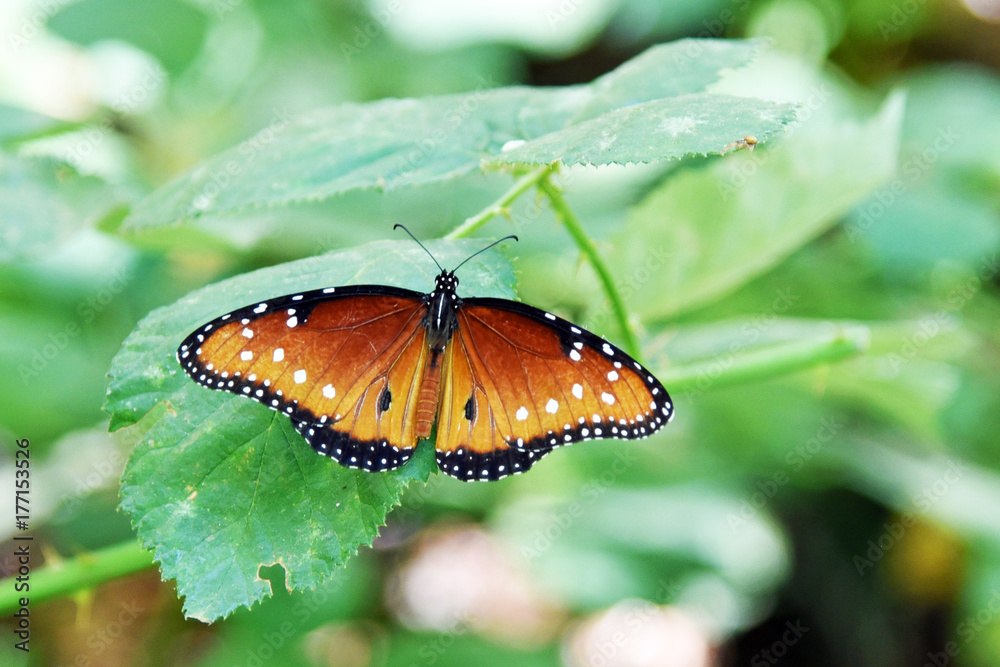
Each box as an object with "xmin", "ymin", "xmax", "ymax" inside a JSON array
[
  {"xmin": 452, "ymin": 234, "xmax": 519, "ymax": 274},
  {"xmin": 394, "ymin": 224, "xmax": 444, "ymax": 273}
]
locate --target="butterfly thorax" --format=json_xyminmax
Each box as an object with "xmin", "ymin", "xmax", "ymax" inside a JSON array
[{"xmin": 423, "ymin": 270, "xmax": 462, "ymax": 362}]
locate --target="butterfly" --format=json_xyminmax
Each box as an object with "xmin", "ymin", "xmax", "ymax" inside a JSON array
[{"xmin": 176, "ymin": 227, "xmax": 673, "ymax": 481}]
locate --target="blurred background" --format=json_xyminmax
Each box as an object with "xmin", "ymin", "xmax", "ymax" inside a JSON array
[{"xmin": 1, "ymin": 0, "xmax": 1000, "ymax": 665}]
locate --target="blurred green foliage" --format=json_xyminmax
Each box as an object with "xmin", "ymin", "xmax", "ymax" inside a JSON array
[{"xmin": 1, "ymin": 0, "xmax": 999, "ymax": 665}]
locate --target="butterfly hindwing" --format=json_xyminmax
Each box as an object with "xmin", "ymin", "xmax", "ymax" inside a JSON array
[
  {"xmin": 434, "ymin": 298, "xmax": 673, "ymax": 480},
  {"xmin": 434, "ymin": 337, "xmax": 555, "ymax": 480},
  {"xmin": 177, "ymin": 285, "xmax": 430, "ymax": 472}
]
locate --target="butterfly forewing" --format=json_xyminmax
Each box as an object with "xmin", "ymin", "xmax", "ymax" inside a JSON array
[
  {"xmin": 177, "ymin": 287, "xmax": 430, "ymax": 472},
  {"xmin": 434, "ymin": 299, "xmax": 673, "ymax": 480}
]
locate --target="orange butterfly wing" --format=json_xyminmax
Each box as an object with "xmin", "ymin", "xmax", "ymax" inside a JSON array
[
  {"xmin": 434, "ymin": 299, "xmax": 673, "ymax": 480},
  {"xmin": 177, "ymin": 286, "xmax": 431, "ymax": 471}
]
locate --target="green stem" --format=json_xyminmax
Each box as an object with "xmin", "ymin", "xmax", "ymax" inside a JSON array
[
  {"xmin": 447, "ymin": 164, "xmax": 556, "ymax": 240},
  {"xmin": 538, "ymin": 176, "xmax": 642, "ymax": 360},
  {"xmin": 660, "ymin": 325, "xmax": 870, "ymax": 394},
  {"xmin": 0, "ymin": 539, "xmax": 154, "ymax": 615}
]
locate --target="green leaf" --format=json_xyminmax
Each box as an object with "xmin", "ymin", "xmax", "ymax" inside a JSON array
[
  {"xmin": 496, "ymin": 94, "xmax": 796, "ymax": 167},
  {"xmin": 111, "ymin": 239, "xmax": 516, "ymax": 621},
  {"xmin": 610, "ymin": 89, "xmax": 905, "ymax": 320},
  {"xmin": 0, "ymin": 154, "xmax": 120, "ymax": 263},
  {"xmin": 569, "ymin": 38, "xmax": 767, "ymax": 121},
  {"xmin": 121, "ymin": 39, "xmax": 796, "ymax": 231}
]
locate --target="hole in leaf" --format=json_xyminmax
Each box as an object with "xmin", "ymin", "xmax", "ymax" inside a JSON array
[{"xmin": 257, "ymin": 562, "xmax": 289, "ymax": 595}]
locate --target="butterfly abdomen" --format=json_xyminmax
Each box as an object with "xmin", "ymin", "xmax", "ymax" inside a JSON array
[{"xmin": 415, "ymin": 359, "xmax": 442, "ymax": 438}]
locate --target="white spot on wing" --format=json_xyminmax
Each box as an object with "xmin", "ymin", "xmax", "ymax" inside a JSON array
[
  {"xmin": 273, "ymin": 348, "xmax": 284, "ymax": 362},
  {"xmin": 286, "ymin": 316, "xmax": 298, "ymax": 328},
  {"xmin": 545, "ymin": 398, "xmax": 558, "ymax": 414},
  {"xmin": 569, "ymin": 350, "xmax": 582, "ymax": 362},
  {"xmin": 242, "ymin": 328, "xmax": 253, "ymax": 338},
  {"xmin": 572, "ymin": 383, "xmax": 583, "ymax": 399},
  {"xmin": 254, "ymin": 303, "xmax": 267, "ymax": 313},
  {"xmin": 322, "ymin": 384, "xmax": 336, "ymax": 399},
  {"xmin": 608, "ymin": 370, "xmax": 619, "ymax": 382},
  {"xmin": 515, "ymin": 406, "xmax": 529, "ymax": 421},
  {"xmin": 293, "ymin": 369, "xmax": 306, "ymax": 383},
  {"xmin": 241, "ymin": 350, "xmax": 253, "ymax": 361},
  {"xmin": 602, "ymin": 392, "xmax": 615, "ymax": 405}
]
